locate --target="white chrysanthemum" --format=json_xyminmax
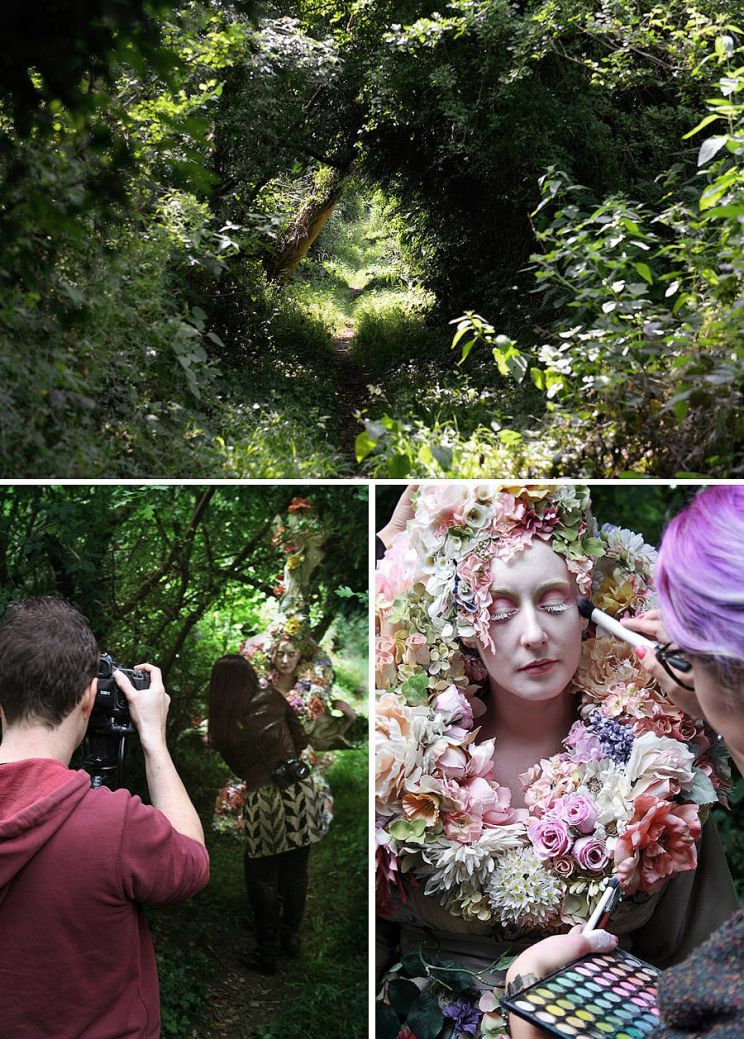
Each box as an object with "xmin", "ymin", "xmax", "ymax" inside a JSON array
[
  {"xmin": 413, "ymin": 826, "xmax": 527, "ymax": 895},
  {"xmin": 486, "ymin": 847, "xmax": 565, "ymax": 929}
]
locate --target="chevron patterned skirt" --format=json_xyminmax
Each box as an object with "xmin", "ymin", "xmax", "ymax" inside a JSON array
[{"xmin": 243, "ymin": 771, "xmax": 333, "ymax": 858}]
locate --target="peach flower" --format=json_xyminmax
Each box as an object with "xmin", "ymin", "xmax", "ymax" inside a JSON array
[{"xmin": 614, "ymin": 796, "xmax": 701, "ymax": 894}]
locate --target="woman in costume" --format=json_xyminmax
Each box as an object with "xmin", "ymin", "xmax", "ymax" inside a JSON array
[
  {"xmin": 502, "ymin": 483, "xmax": 744, "ymax": 1039},
  {"xmin": 241, "ymin": 611, "xmax": 356, "ymax": 751},
  {"xmin": 208, "ymin": 654, "xmax": 328, "ymax": 974},
  {"xmin": 375, "ymin": 484, "xmax": 737, "ymax": 1038},
  {"xmin": 240, "ymin": 496, "xmax": 356, "ymax": 750}
]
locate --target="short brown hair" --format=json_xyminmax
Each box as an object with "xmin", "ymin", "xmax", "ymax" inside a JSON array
[{"xmin": 0, "ymin": 597, "xmax": 99, "ymax": 728}]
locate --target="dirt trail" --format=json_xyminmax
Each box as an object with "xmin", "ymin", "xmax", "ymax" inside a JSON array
[
  {"xmin": 328, "ymin": 321, "xmax": 371, "ymax": 468},
  {"xmin": 193, "ymin": 897, "xmax": 313, "ymax": 1039}
]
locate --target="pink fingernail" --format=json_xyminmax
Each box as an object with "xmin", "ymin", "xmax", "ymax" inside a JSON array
[{"xmin": 636, "ymin": 647, "xmax": 647, "ymax": 659}]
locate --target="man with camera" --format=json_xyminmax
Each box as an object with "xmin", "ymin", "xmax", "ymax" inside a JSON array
[{"xmin": 0, "ymin": 597, "xmax": 210, "ymax": 1038}]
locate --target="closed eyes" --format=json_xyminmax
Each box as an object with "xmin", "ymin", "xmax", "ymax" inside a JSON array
[{"xmin": 489, "ymin": 601, "xmax": 572, "ymax": 623}]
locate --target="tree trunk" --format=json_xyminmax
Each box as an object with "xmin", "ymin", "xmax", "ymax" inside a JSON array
[{"xmin": 269, "ymin": 170, "xmax": 351, "ymax": 284}]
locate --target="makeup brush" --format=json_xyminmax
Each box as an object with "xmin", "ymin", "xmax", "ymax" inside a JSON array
[{"xmin": 576, "ymin": 597, "xmax": 691, "ymax": 673}]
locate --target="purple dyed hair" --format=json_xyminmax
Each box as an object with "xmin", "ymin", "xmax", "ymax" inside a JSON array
[{"xmin": 656, "ymin": 485, "xmax": 744, "ymax": 681}]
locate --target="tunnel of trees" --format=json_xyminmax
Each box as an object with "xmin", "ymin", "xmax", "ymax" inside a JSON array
[{"xmin": 1, "ymin": 0, "xmax": 742, "ymax": 476}]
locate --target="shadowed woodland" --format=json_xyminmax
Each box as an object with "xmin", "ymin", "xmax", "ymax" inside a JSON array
[
  {"xmin": 0, "ymin": 484, "xmax": 369, "ymax": 1038},
  {"xmin": 1, "ymin": 1, "xmax": 743, "ymax": 476}
]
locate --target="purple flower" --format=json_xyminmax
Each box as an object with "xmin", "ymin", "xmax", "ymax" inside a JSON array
[
  {"xmin": 527, "ymin": 816, "xmax": 572, "ymax": 861},
  {"xmin": 587, "ymin": 710, "xmax": 635, "ymax": 764},
  {"xmin": 573, "ymin": 835, "xmax": 609, "ymax": 872},
  {"xmin": 563, "ymin": 720, "xmax": 604, "ymax": 763},
  {"xmin": 442, "ymin": 999, "xmax": 480, "ymax": 1036},
  {"xmin": 553, "ymin": 793, "xmax": 598, "ymax": 835}
]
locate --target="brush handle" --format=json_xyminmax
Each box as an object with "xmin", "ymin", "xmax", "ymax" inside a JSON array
[{"xmin": 579, "ymin": 599, "xmax": 654, "ymax": 650}]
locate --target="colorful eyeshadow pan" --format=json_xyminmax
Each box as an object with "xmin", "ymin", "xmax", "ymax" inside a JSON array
[{"xmin": 501, "ymin": 948, "xmax": 662, "ymax": 1039}]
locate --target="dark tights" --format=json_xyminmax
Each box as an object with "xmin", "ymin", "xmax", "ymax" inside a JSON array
[{"xmin": 243, "ymin": 846, "xmax": 310, "ymax": 961}]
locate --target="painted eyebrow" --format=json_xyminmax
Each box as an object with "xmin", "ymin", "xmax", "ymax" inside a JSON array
[{"xmin": 489, "ymin": 580, "xmax": 572, "ymax": 597}]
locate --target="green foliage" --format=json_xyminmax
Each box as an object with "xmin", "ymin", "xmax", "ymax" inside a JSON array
[
  {"xmin": 509, "ymin": 39, "xmax": 744, "ymax": 473},
  {"xmin": 359, "ymin": 24, "xmax": 744, "ymax": 477},
  {"xmin": 0, "ymin": 484, "xmax": 368, "ymax": 727},
  {"xmin": 1, "ymin": 0, "xmax": 743, "ymax": 473}
]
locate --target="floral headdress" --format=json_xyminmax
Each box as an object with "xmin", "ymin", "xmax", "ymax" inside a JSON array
[
  {"xmin": 376, "ymin": 483, "xmax": 730, "ymax": 935},
  {"xmin": 240, "ymin": 496, "xmax": 334, "ymax": 719}
]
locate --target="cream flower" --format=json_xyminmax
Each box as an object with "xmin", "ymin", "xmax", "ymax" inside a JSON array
[
  {"xmin": 375, "ymin": 694, "xmax": 447, "ymax": 817},
  {"xmin": 580, "ymin": 760, "xmax": 634, "ymax": 830},
  {"xmin": 415, "ymin": 826, "xmax": 527, "ymax": 895},
  {"xmin": 626, "ymin": 732, "xmax": 696, "ymax": 799}
]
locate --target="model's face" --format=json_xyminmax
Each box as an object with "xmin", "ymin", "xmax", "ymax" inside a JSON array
[
  {"xmin": 477, "ymin": 540, "xmax": 584, "ymax": 703},
  {"xmin": 274, "ymin": 641, "xmax": 302, "ymax": 676}
]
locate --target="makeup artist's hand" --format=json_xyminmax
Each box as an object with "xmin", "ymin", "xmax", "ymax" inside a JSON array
[
  {"xmin": 377, "ymin": 484, "xmax": 419, "ymax": 550},
  {"xmin": 621, "ymin": 610, "xmax": 703, "ymax": 718},
  {"xmin": 504, "ymin": 927, "xmax": 618, "ymax": 1039}
]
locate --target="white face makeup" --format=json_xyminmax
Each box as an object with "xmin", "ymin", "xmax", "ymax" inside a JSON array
[
  {"xmin": 476, "ymin": 539, "xmax": 584, "ymax": 703},
  {"xmin": 274, "ymin": 641, "xmax": 302, "ymax": 676}
]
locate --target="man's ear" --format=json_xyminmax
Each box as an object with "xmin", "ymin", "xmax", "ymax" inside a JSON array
[{"xmin": 80, "ymin": 677, "xmax": 97, "ymax": 721}]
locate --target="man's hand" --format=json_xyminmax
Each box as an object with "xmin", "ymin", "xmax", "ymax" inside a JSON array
[
  {"xmin": 114, "ymin": 662, "xmax": 204, "ymax": 845},
  {"xmin": 621, "ymin": 610, "xmax": 703, "ymax": 718},
  {"xmin": 114, "ymin": 663, "xmax": 170, "ymax": 751}
]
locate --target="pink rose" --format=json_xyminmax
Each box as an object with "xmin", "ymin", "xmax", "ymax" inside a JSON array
[
  {"xmin": 403, "ymin": 633, "xmax": 431, "ymax": 667},
  {"xmin": 527, "ymin": 816, "xmax": 572, "ymax": 861},
  {"xmin": 376, "ymin": 529, "xmax": 425, "ymax": 604},
  {"xmin": 443, "ymin": 810, "xmax": 484, "ymax": 844},
  {"xmin": 572, "ymin": 835, "xmax": 609, "ymax": 873},
  {"xmin": 436, "ymin": 745, "xmax": 468, "ymax": 780},
  {"xmin": 614, "ymin": 796, "xmax": 702, "ymax": 895},
  {"xmin": 465, "ymin": 739, "xmax": 496, "ymax": 779},
  {"xmin": 464, "ymin": 776, "xmax": 516, "ymax": 826},
  {"xmin": 554, "ymin": 793, "xmax": 598, "ymax": 835},
  {"xmin": 376, "ymin": 635, "xmax": 397, "ymax": 689}
]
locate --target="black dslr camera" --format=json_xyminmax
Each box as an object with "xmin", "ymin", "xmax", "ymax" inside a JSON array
[{"xmin": 80, "ymin": 654, "xmax": 149, "ymax": 790}]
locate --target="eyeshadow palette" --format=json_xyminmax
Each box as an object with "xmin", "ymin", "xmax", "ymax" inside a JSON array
[{"xmin": 500, "ymin": 948, "xmax": 661, "ymax": 1039}]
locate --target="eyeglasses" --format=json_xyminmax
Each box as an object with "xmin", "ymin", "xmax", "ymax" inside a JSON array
[{"xmin": 654, "ymin": 643, "xmax": 696, "ymax": 691}]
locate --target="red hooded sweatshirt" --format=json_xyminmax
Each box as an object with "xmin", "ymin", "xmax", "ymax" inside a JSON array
[{"xmin": 0, "ymin": 758, "xmax": 210, "ymax": 1038}]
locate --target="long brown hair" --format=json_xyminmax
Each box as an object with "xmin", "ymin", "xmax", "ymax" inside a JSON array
[{"xmin": 207, "ymin": 654, "xmax": 259, "ymax": 753}]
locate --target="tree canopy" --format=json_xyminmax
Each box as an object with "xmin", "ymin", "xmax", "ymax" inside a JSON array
[
  {"xmin": 0, "ymin": 0, "xmax": 741, "ymax": 474},
  {"xmin": 0, "ymin": 483, "xmax": 368, "ymax": 728}
]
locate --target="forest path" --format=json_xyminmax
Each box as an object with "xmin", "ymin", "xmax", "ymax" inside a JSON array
[
  {"xmin": 328, "ymin": 318, "xmax": 371, "ymax": 468},
  {"xmin": 152, "ymin": 748, "xmax": 367, "ymax": 1039},
  {"xmin": 191, "ymin": 879, "xmax": 318, "ymax": 1039},
  {"xmin": 288, "ymin": 207, "xmax": 416, "ymax": 471}
]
